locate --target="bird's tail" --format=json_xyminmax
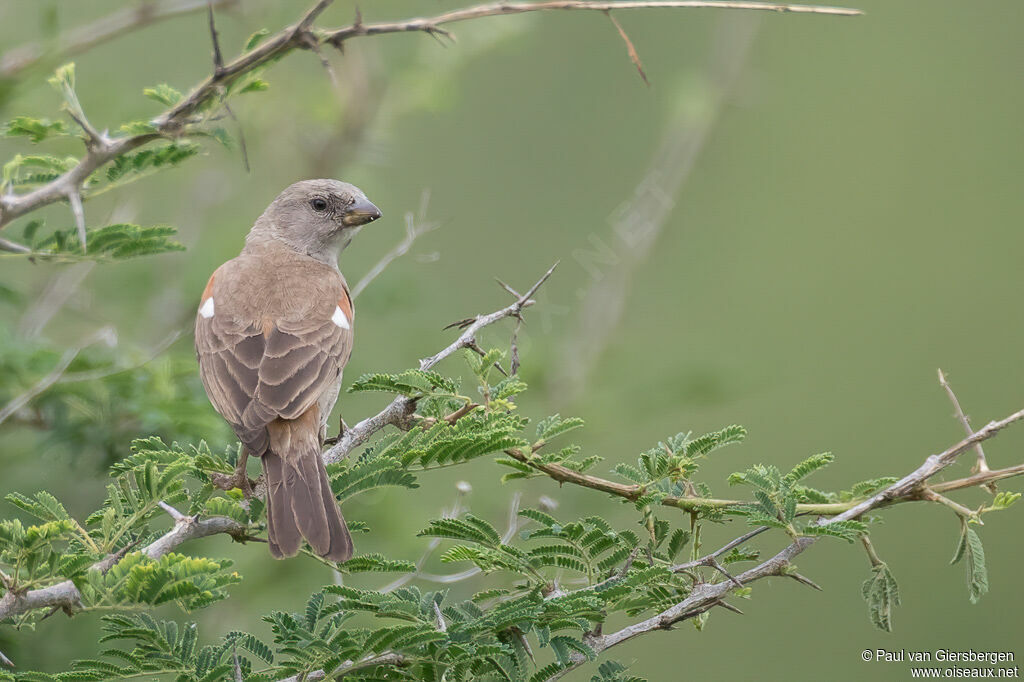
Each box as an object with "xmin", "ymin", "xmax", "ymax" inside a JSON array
[{"xmin": 263, "ymin": 412, "xmax": 352, "ymax": 562}]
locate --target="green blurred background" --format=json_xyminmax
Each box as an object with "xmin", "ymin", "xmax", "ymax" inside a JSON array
[{"xmin": 1, "ymin": 0, "xmax": 1022, "ymax": 679}]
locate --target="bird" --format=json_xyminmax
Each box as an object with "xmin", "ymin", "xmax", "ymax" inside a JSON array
[{"xmin": 195, "ymin": 179, "xmax": 381, "ymax": 561}]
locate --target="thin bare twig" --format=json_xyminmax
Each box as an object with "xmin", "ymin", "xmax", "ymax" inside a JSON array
[
  {"xmin": 0, "ymin": 0, "xmax": 859, "ymax": 237},
  {"xmin": 938, "ymin": 369, "xmax": 994, "ymax": 490},
  {"xmin": 0, "ymin": 647, "xmax": 12, "ymax": 668},
  {"xmin": 553, "ymin": 13, "xmax": 760, "ymax": 401},
  {"xmin": 351, "ymin": 191, "xmax": 440, "ymax": 300},
  {"xmin": 18, "ymin": 262, "xmax": 96, "ymax": 339},
  {"xmin": 0, "ymin": 0, "xmax": 240, "ymax": 78},
  {"xmin": 0, "ymin": 326, "xmax": 116, "ymax": 426},
  {"xmin": 605, "ymin": 11, "xmax": 649, "ymax": 85},
  {"xmin": 320, "ymin": 262, "xmax": 558, "ymax": 466}
]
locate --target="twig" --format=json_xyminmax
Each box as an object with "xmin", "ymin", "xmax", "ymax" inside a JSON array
[
  {"xmin": 326, "ymin": 1, "xmax": 862, "ymax": 49},
  {"xmin": 432, "ymin": 600, "xmax": 447, "ymax": 632},
  {"xmin": 276, "ymin": 652, "xmax": 407, "ymax": 682},
  {"xmin": 604, "ymin": 11, "xmax": 649, "ymax": 85},
  {"xmin": 938, "ymin": 369, "xmax": 994, "ymax": 488},
  {"xmin": 0, "ymin": 326, "xmax": 116, "ymax": 426},
  {"xmin": 320, "ymin": 263, "xmax": 558, "ymax": 466},
  {"xmin": 18, "ymin": 262, "xmax": 96, "ymax": 339},
  {"xmin": 0, "ymin": 0, "xmax": 859, "ymax": 235},
  {"xmin": 543, "ymin": 405, "xmax": 1024, "ymax": 680},
  {"xmin": 552, "ymin": 12, "xmax": 760, "ymax": 401},
  {"xmin": 0, "ymin": 515, "xmax": 248, "ymax": 622},
  {"xmin": 351, "ymin": 191, "xmax": 440, "ymax": 299},
  {"xmin": 67, "ymin": 189, "xmax": 87, "ymax": 251},
  {"xmin": 379, "ymin": 484, "xmax": 472, "ymax": 593},
  {"xmin": 0, "ymin": 647, "xmax": 12, "ymax": 668},
  {"xmin": 0, "ymin": 0, "xmax": 240, "ymax": 78},
  {"xmin": 232, "ymin": 643, "xmax": 244, "ymax": 682},
  {"xmin": 158, "ymin": 501, "xmax": 191, "ymax": 524},
  {"xmin": 0, "ymin": 236, "xmax": 31, "ymax": 254},
  {"xmin": 919, "ymin": 487, "xmax": 978, "ymax": 521}
]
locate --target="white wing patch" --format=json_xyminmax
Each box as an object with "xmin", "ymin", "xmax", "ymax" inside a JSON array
[
  {"xmin": 199, "ymin": 297, "xmax": 215, "ymax": 318},
  {"xmin": 331, "ymin": 305, "xmax": 351, "ymax": 330}
]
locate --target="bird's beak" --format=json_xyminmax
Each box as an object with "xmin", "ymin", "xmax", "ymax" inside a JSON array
[{"xmin": 342, "ymin": 198, "xmax": 382, "ymax": 227}]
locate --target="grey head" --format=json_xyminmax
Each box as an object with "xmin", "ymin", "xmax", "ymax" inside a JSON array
[{"xmin": 246, "ymin": 179, "xmax": 381, "ymax": 264}]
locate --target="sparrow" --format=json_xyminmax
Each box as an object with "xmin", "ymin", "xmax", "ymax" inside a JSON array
[{"xmin": 195, "ymin": 179, "xmax": 381, "ymax": 561}]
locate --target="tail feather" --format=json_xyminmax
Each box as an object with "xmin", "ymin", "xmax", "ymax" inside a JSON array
[{"xmin": 264, "ymin": 413, "xmax": 353, "ymax": 562}]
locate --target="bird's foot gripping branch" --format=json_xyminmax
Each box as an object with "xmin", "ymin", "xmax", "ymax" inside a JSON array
[{"xmin": 1, "ymin": 270, "xmax": 1023, "ymax": 681}]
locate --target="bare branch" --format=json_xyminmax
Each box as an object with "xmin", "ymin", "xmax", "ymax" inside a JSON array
[
  {"xmin": 0, "ymin": 0, "xmax": 858, "ymax": 235},
  {"xmin": 351, "ymin": 191, "xmax": 441, "ymax": 300},
  {"xmin": 320, "ymin": 263, "xmax": 558, "ymax": 466},
  {"xmin": 938, "ymin": 368, "xmax": 993, "ymax": 487},
  {"xmin": 0, "ymin": 236, "xmax": 31, "ymax": 254},
  {"xmin": 326, "ymin": 1, "xmax": 861, "ymax": 48},
  {"xmin": 0, "ymin": 0, "xmax": 240, "ymax": 78},
  {"xmin": 605, "ymin": 11, "xmax": 649, "ymax": 85},
  {"xmin": 0, "ymin": 326, "xmax": 116, "ymax": 427},
  {"xmin": 553, "ymin": 13, "xmax": 760, "ymax": 401},
  {"xmin": 67, "ymin": 189, "xmax": 88, "ymax": 251}
]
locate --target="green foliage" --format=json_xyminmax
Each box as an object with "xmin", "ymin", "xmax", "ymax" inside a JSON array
[
  {"xmin": 142, "ymin": 83, "xmax": 183, "ymax": 107},
  {"xmin": 28, "ymin": 223, "xmax": 185, "ymax": 261},
  {"xmin": 0, "ymin": 330, "xmax": 230, "ymax": 465},
  {"xmin": 348, "ymin": 368, "xmax": 460, "ymax": 397},
  {"xmin": 1, "ymin": 153, "xmax": 76, "ymax": 190},
  {"xmin": 103, "ymin": 141, "xmax": 201, "ymax": 184},
  {"xmin": 2, "ymin": 116, "xmax": 68, "ymax": 143},
  {"xmin": 950, "ymin": 520, "xmax": 989, "ymax": 604},
  {"xmin": 244, "ymin": 29, "xmax": 270, "ymax": 51},
  {"xmin": 862, "ymin": 561, "xmax": 900, "ymax": 632},
  {"xmin": 0, "ymin": 353, "xmax": 1016, "ymax": 680}
]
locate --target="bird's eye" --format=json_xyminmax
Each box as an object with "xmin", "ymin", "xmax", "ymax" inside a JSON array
[{"xmin": 310, "ymin": 198, "xmax": 328, "ymax": 212}]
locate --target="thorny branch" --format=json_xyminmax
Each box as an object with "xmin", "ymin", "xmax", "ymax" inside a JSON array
[
  {"xmin": 0, "ymin": 0, "xmax": 861, "ymax": 252},
  {"xmin": 543, "ymin": 409, "xmax": 1024, "ymax": 679},
  {"xmin": 939, "ymin": 369, "xmax": 994, "ymax": 486},
  {"xmin": 0, "ymin": 505, "xmax": 247, "ymax": 623},
  {"xmin": 2, "ymin": 262, "xmax": 1023, "ymax": 680},
  {"xmin": 319, "ymin": 261, "xmax": 559, "ymax": 467}
]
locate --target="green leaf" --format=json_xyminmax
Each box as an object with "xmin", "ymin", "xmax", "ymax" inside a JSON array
[
  {"xmin": 238, "ymin": 78, "xmax": 269, "ymax": 94},
  {"xmin": 862, "ymin": 562, "xmax": 900, "ymax": 632},
  {"xmin": 31, "ymin": 223, "xmax": 185, "ymax": 261},
  {"xmin": 244, "ymin": 28, "xmax": 270, "ymax": 50},
  {"xmin": 348, "ymin": 369, "xmax": 459, "ymax": 397},
  {"xmin": 2, "ymin": 116, "xmax": 68, "ymax": 143},
  {"xmin": 801, "ymin": 519, "xmax": 866, "ymax": 543},
  {"xmin": 143, "ymin": 83, "xmax": 183, "ymax": 107},
  {"xmin": 339, "ymin": 553, "xmax": 416, "ymax": 574},
  {"xmin": 784, "ymin": 453, "xmax": 834, "ymax": 483},
  {"xmin": 950, "ymin": 521, "xmax": 989, "ymax": 603}
]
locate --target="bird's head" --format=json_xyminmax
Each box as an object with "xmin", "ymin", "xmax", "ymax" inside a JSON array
[{"xmin": 249, "ymin": 179, "xmax": 381, "ymax": 262}]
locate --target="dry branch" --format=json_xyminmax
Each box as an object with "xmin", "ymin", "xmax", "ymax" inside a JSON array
[{"xmin": 0, "ymin": 0, "xmax": 860, "ymax": 247}]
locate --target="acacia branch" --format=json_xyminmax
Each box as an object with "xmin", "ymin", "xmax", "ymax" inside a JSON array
[
  {"xmin": 320, "ymin": 262, "xmax": 558, "ymax": 466},
  {"xmin": 501, "ymin": 406, "xmax": 1024, "ymax": 519},
  {"xmin": 545, "ymin": 406, "xmax": 1024, "ymax": 679},
  {"xmin": 0, "ymin": 0, "xmax": 859, "ymax": 235},
  {"xmin": 0, "ymin": 511, "xmax": 247, "ymax": 623}
]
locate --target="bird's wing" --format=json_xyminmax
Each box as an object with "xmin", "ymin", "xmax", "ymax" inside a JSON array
[{"xmin": 195, "ymin": 263, "xmax": 354, "ymax": 453}]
